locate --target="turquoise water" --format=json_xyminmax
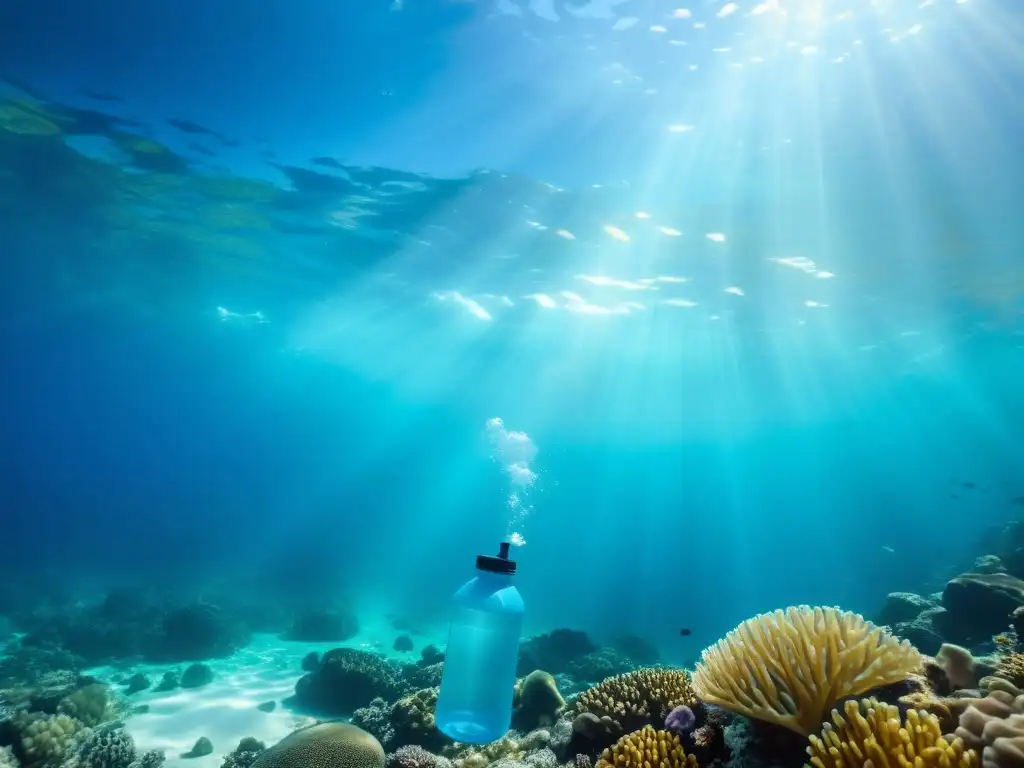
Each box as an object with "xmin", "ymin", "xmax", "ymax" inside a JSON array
[{"xmin": 0, "ymin": 0, "xmax": 1023, "ymax": 668}]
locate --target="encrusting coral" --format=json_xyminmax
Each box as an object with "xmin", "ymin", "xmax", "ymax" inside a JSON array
[
  {"xmin": 693, "ymin": 606, "xmax": 923, "ymax": 736},
  {"xmin": 449, "ymin": 732, "xmax": 527, "ymax": 768},
  {"xmin": 391, "ymin": 688, "xmax": 449, "ymax": 752},
  {"xmin": 595, "ymin": 725, "xmax": 698, "ymax": 768},
  {"xmin": 573, "ymin": 669, "xmax": 698, "ymax": 737},
  {"xmin": 807, "ymin": 697, "xmax": 979, "ymax": 768}
]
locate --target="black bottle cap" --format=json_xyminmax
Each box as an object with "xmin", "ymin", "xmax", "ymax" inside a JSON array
[{"xmin": 476, "ymin": 541, "xmax": 516, "ymax": 575}]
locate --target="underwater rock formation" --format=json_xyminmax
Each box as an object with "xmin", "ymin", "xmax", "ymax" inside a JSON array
[
  {"xmin": 943, "ymin": 572, "xmax": 1024, "ymax": 644},
  {"xmin": 182, "ymin": 737, "xmax": 214, "ymax": 759},
  {"xmin": 124, "ymin": 673, "xmax": 149, "ymax": 695},
  {"xmin": 610, "ymin": 635, "xmax": 659, "ymax": 666},
  {"xmin": 13, "ymin": 596, "xmax": 249, "ymax": 665},
  {"xmin": 876, "ymin": 592, "xmax": 949, "ymax": 655},
  {"xmin": 517, "ymin": 630, "xmax": 598, "ymax": 677},
  {"xmin": 143, "ymin": 602, "xmax": 250, "ymax": 662},
  {"xmin": 565, "ymin": 649, "xmax": 635, "ymax": 684},
  {"xmin": 180, "ymin": 663, "xmax": 214, "ymax": 689},
  {"xmin": 283, "ymin": 610, "xmax": 359, "ymax": 642},
  {"xmin": 153, "ymin": 671, "xmax": 178, "ymax": 692},
  {"xmin": 878, "ymin": 591, "xmax": 937, "ymax": 626}
]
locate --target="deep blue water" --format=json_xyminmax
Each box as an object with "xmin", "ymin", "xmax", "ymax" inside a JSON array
[{"xmin": 1, "ymin": 0, "xmax": 1023, "ymax": 662}]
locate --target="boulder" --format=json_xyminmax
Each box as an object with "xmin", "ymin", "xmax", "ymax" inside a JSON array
[
  {"xmin": 877, "ymin": 592, "xmax": 934, "ymax": 626},
  {"xmin": 942, "ymin": 572, "xmax": 1024, "ymax": 643}
]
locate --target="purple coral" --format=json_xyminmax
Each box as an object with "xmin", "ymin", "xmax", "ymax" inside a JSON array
[{"xmin": 664, "ymin": 705, "xmax": 696, "ymax": 736}]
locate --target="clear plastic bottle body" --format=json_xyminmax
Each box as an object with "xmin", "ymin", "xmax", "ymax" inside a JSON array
[{"xmin": 435, "ymin": 570, "xmax": 524, "ymax": 744}]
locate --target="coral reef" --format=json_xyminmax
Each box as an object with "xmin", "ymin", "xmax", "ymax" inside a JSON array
[
  {"xmin": 11, "ymin": 596, "xmax": 250, "ymax": 665},
  {"xmin": 290, "ymin": 649, "xmax": 405, "ymax": 716},
  {"xmin": 352, "ymin": 698, "xmax": 397, "ymax": 747},
  {"xmin": 566, "ymin": 651, "xmax": 636, "ymax": 685},
  {"xmin": 448, "ymin": 731, "xmax": 529, "ymax": 768},
  {"xmin": 694, "ymin": 606, "xmax": 922, "ymax": 735},
  {"xmin": 390, "ymin": 688, "xmax": 448, "ymax": 752},
  {"xmin": 127, "ymin": 749, "xmax": 166, "ymax": 768},
  {"xmin": 595, "ymin": 726, "xmax": 697, "ymax": 768},
  {"xmin": 950, "ymin": 689, "xmax": 1024, "ymax": 766},
  {"xmin": 937, "ymin": 643, "xmax": 984, "ymax": 691},
  {"xmin": 808, "ymin": 697, "xmax": 978, "ymax": 768},
  {"xmin": 143, "ymin": 602, "xmax": 250, "ymax": 662},
  {"xmin": 250, "ymin": 723, "xmax": 385, "ymax": 768},
  {"xmin": 13, "ymin": 593, "xmax": 251, "ymax": 667},
  {"xmin": 610, "ymin": 636, "xmax": 660, "ymax": 667},
  {"xmin": 573, "ymin": 669, "xmax": 698, "ymax": 739},
  {"xmin": 664, "ymin": 706, "xmax": 696, "ymax": 737},
  {"xmin": 514, "ymin": 672, "xmax": 565, "ymax": 732},
  {"xmin": 14, "ymin": 711, "xmax": 91, "ymax": 768},
  {"xmin": 387, "ymin": 745, "xmax": 454, "ymax": 768},
  {"xmin": 69, "ymin": 722, "xmax": 138, "ymax": 768},
  {"xmin": 58, "ymin": 683, "xmax": 117, "ymax": 727},
  {"xmin": 518, "ymin": 631, "xmax": 598, "ymax": 677},
  {"xmin": 222, "ymin": 738, "xmax": 267, "ymax": 768}
]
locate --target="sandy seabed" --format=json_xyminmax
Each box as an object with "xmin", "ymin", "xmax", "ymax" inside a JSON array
[{"xmin": 86, "ymin": 621, "xmax": 443, "ymax": 768}]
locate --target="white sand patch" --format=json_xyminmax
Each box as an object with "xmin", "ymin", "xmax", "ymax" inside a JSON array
[{"xmin": 85, "ymin": 626, "xmax": 446, "ymax": 768}]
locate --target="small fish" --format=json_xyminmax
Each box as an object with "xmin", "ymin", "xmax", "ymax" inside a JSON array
[
  {"xmin": 1012, "ymin": 496, "xmax": 1024, "ymax": 506},
  {"xmin": 963, "ymin": 481, "xmax": 978, "ymax": 489},
  {"xmin": 882, "ymin": 546, "xmax": 895, "ymax": 554},
  {"xmin": 679, "ymin": 628, "xmax": 692, "ymax": 637}
]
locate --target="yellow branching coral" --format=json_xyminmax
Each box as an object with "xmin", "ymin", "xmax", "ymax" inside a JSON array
[
  {"xmin": 693, "ymin": 606, "xmax": 922, "ymax": 735},
  {"xmin": 992, "ymin": 634, "xmax": 1024, "ymax": 690},
  {"xmin": 596, "ymin": 726, "xmax": 698, "ymax": 768},
  {"xmin": 574, "ymin": 669, "xmax": 697, "ymax": 734},
  {"xmin": 807, "ymin": 697, "xmax": 979, "ymax": 768}
]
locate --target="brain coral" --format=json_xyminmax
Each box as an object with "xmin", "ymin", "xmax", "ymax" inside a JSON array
[
  {"xmin": 574, "ymin": 669, "xmax": 697, "ymax": 736},
  {"xmin": 595, "ymin": 726, "xmax": 697, "ymax": 768},
  {"xmin": 694, "ymin": 605, "xmax": 922, "ymax": 736},
  {"xmin": 807, "ymin": 697, "xmax": 978, "ymax": 768},
  {"xmin": 250, "ymin": 723, "xmax": 385, "ymax": 768}
]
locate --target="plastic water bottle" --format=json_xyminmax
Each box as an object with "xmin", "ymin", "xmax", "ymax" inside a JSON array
[{"xmin": 435, "ymin": 541, "xmax": 524, "ymax": 744}]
